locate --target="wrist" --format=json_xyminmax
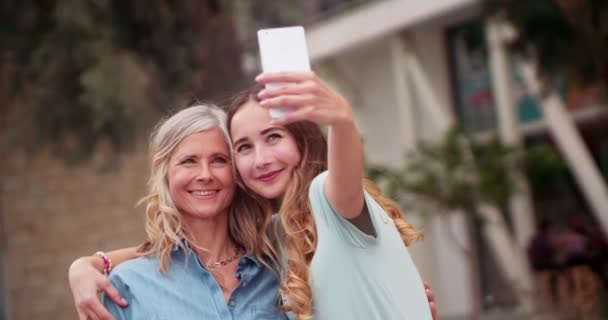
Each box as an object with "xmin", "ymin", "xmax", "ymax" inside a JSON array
[
  {"xmin": 333, "ymin": 97, "xmax": 356, "ymax": 126},
  {"xmin": 80, "ymin": 255, "xmax": 104, "ymax": 273},
  {"xmin": 68, "ymin": 255, "xmax": 101, "ymax": 276},
  {"xmin": 94, "ymin": 251, "xmax": 113, "ymax": 275}
]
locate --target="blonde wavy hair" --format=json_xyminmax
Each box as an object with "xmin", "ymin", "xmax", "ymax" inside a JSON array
[
  {"xmin": 137, "ymin": 104, "xmax": 277, "ymax": 274},
  {"xmin": 227, "ymin": 86, "xmax": 423, "ymax": 319}
]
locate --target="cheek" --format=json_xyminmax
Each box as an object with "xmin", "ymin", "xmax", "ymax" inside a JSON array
[
  {"xmin": 234, "ymin": 156, "xmax": 253, "ymax": 181},
  {"xmin": 275, "ymin": 142, "xmax": 301, "ymax": 168},
  {"xmin": 166, "ymin": 170, "xmax": 186, "ymax": 207},
  {"xmin": 220, "ymin": 168, "xmax": 235, "ymax": 188},
  {"xmin": 168, "ymin": 168, "xmax": 190, "ymax": 187}
]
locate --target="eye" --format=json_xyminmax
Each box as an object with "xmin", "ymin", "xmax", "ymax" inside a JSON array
[
  {"xmin": 212, "ymin": 156, "xmax": 229, "ymax": 164},
  {"xmin": 180, "ymin": 158, "xmax": 196, "ymax": 164},
  {"xmin": 267, "ymin": 133, "xmax": 282, "ymax": 142},
  {"xmin": 235, "ymin": 143, "xmax": 252, "ymax": 153}
]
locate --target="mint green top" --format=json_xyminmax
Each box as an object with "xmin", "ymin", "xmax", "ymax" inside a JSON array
[{"xmin": 307, "ymin": 171, "xmax": 432, "ymax": 320}]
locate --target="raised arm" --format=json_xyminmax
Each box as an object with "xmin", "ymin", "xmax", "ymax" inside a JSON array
[
  {"xmin": 68, "ymin": 247, "xmax": 138, "ymax": 320},
  {"xmin": 256, "ymin": 71, "xmax": 365, "ymax": 219}
]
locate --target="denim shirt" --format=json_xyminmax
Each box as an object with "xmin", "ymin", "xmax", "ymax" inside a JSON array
[{"xmin": 103, "ymin": 242, "xmax": 287, "ymax": 320}]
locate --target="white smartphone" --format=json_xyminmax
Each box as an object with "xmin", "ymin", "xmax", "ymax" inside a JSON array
[{"xmin": 257, "ymin": 26, "xmax": 311, "ymax": 118}]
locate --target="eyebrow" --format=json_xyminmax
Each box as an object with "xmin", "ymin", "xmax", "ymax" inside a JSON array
[
  {"xmin": 232, "ymin": 126, "xmax": 284, "ymax": 146},
  {"xmin": 174, "ymin": 151, "xmax": 230, "ymax": 162},
  {"xmin": 212, "ymin": 152, "xmax": 231, "ymax": 158},
  {"xmin": 174, "ymin": 153, "xmax": 197, "ymax": 162}
]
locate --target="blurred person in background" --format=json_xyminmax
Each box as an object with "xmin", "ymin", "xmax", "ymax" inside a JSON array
[
  {"xmin": 552, "ymin": 218, "xmax": 602, "ymax": 316},
  {"xmin": 527, "ymin": 219, "xmax": 557, "ymax": 313},
  {"xmin": 585, "ymin": 225, "xmax": 608, "ymax": 291},
  {"xmin": 69, "ymin": 72, "xmax": 438, "ymax": 320}
]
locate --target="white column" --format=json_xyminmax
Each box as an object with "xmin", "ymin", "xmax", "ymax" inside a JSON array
[
  {"xmin": 485, "ymin": 20, "xmax": 536, "ymax": 248},
  {"xmin": 477, "ymin": 204, "xmax": 534, "ymax": 312},
  {"xmin": 543, "ymin": 94, "xmax": 608, "ymax": 233},
  {"xmin": 389, "ymin": 35, "xmax": 418, "ymax": 150},
  {"xmin": 402, "ymin": 39, "xmax": 454, "ymax": 133},
  {"xmin": 519, "ymin": 61, "xmax": 608, "ymax": 236}
]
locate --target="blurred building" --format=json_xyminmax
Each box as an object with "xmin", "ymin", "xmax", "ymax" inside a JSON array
[{"xmin": 301, "ymin": 0, "xmax": 608, "ymax": 319}]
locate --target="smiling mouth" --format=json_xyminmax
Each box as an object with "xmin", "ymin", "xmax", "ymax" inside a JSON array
[
  {"xmin": 257, "ymin": 169, "xmax": 283, "ymax": 182},
  {"xmin": 190, "ymin": 190, "xmax": 219, "ymax": 198}
]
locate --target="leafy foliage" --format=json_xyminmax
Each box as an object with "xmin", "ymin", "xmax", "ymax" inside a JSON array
[
  {"xmin": 524, "ymin": 143, "xmax": 570, "ymax": 195},
  {"xmin": 367, "ymin": 128, "xmax": 519, "ymax": 216},
  {"xmin": 0, "ymin": 0, "xmax": 242, "ymax": 161},
  {"xmin": 483, "ymin": 0, "xmax": 608, "ymax": 92}
]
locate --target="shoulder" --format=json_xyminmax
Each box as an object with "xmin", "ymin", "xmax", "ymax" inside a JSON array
[
  {"xmin": 311, "ymin": 171, "xmax": 328, "ymax": 188},
  {"xmin": 103, "ymin": 258, "xmax": 160, "ymax": 320},
  {"xmin": 308, "ymin": 171, "xmax": 382, "ymax": 215},
  {"xmin": 308, "ymin": 171, "xmax": 329, "ymax": 199},
  {"xmin": 112, "ymin": 255, "xmax": 159, "ymax": 275},
  {"xmin": 108, "ymin": 255, "xmax": 161, "ymax": 285}
]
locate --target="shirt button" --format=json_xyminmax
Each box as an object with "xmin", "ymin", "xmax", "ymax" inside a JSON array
[
  {"xmin": 241, "ymin": 281, "xmax": 247, "ymax": 287},
  {"xmin": 230, "ymin": 300, "xmax": 235, "ymax": 307}
]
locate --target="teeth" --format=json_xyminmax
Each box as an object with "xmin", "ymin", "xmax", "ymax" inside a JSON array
[{"xmin": 192, "ymin": 190, "xmax": 217, "ymax": 196}]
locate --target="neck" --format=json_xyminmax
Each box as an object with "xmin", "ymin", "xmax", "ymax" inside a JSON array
[
  {"xmin": 181, "ymin": 210, "xmax": 235, "ymax": 263},
  {"xmin": 271, "ymin": 197, "xmax": 282, "ymax": 212}
]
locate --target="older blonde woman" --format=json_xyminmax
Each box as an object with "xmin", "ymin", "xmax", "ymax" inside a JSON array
[{"xmin": 79, "ymin": 104, "xmax": 285, "ymax": 320}]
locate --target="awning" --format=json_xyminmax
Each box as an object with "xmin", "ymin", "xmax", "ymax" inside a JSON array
[{"xmin": 307, "ymin": 0, "xmax": 477, "ymax": 61}]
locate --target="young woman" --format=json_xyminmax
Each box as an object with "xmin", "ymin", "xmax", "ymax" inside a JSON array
[
  {"xmin": 89, "ymin": 104, "xmax": 286, "ymax": 320},
  {"xmin": 69, "ymin": 72, "xmax": 437, "ymax": 320},
  {"xmin": 227, "ymin": 72, "xmax": 432, "ymax": 319}
]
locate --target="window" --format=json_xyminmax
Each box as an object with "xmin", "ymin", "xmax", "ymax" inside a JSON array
[{"xmin": 446, "ymin": 21, "xmax": 542, "ymax": 133}]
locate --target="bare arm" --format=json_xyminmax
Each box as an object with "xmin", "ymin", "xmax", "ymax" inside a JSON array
[
  {"xmin": 68, "ymin": 247, "xmax": 138, "ymax": 320},
  {"xmin": 256, "ymin": 71, "xmax": 365, "ymax": 219},
  {"xmin": 325, "ymin": 117, "xmax": 365, "ymax": 219}
]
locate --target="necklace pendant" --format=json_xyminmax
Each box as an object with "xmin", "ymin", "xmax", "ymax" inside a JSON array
[{"xmin": 206, "ymin": 245, "xmax": 241, "ymax": 269}]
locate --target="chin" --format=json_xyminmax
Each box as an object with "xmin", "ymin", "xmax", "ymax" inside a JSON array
[{"xmin": 251, "ymin": 187, "xmax": 280, "ymax": 200}]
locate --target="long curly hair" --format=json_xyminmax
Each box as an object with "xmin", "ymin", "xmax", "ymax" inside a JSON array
[
  {"xmin": 227, "ymin": 85, "xmax": 423, "ymax": 319},
  {"xmin": 137, "ymin": 104, "xmax": 277, "ymax": 274}
]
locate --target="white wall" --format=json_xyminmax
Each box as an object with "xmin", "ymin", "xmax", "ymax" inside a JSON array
[
  {"xmin": 321, "ymin": 37, "xmax": 410, "ymax": 167},
  {"xmin": 410, "ymin": 26, "xmax": 455, "ymax": 141}
]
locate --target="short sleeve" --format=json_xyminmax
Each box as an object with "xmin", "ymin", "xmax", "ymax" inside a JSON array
[
  {"xmin": 308, "ymin": 171, "xmax": 383, "ymax": 248},
  {"xmin": 103, "ymin": 273, "xmax": 133, "ymax": 320}
]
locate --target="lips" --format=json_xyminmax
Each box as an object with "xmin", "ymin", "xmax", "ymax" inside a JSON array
[
  {"xmin": 189, "ymin": 190, "xmax": 219, "ymax": 198},
  {"xmin": 257, "ymin": 169, "xmax": 283, "ymax": 182}
]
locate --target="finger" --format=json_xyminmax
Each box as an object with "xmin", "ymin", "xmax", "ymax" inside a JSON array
[
  {"xmin": 430, "ymin": 301, "xmax": 438, "ymax": 320},
  {"xmin": 270, "ymin": 106, "xmax": 316, "ymax": 126},
  {"xmin": 83, "ymin": 308, "xmax": 99, "ymax": 320},
  {"xmin": 103, "ymin": 282, "xmax": 128, "ymax": 307},
  {"xmin": 256, "ymin": 71, "xmax": 316, "ymax": 84},
  {"xmin": 259, "ymin": 95, "xmax": 314, "ymax": 110},
  {"xmin": 77, "ymin": 309, "xmax": 88, "ymax": 320},
  {"xmin": 425, "ymin": 288, "xmax": 435, "ymax": 302},
  {"xmin": 258, "ymin": 81, "xmax": 316, "ymax": 99},
  {"xmin": 424, "ymin": 281, "xmax": 431, "ymax": 290},
  {"xmin": 88, "ymin": 301, "xmax": 116, "ymax": 320}
]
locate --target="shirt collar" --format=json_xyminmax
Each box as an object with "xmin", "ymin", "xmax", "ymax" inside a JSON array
[{"xmin": 171, "ymin": 239, "xmax": 262, "ymax": 268}]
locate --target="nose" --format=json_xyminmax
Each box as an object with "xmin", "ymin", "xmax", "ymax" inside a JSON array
[
  {"xmin": 195, "ymin": 162, "xmax": 214, "ymax": 183},
  {"xmin": 254, "ymin": 145, "xmax": 272, "ymax": 169}
]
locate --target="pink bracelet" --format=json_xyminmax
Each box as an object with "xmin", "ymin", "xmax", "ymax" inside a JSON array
[{"xmin": 95, "ymin": 251, "xmax": 113, "ymax": 275}]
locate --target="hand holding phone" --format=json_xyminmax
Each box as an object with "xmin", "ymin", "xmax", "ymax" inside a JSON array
[{"xmin": 257, "ymin": 26, "xmax": 311, "ymax": 118}]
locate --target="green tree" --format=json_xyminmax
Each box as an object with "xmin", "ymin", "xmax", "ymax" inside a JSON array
[
  {"xmin": 0, "ymin": 0, "xmax": 243, "ymax": 162},
  {"xmin": 483, "ymin": 0, "xmax": 608, "ymax": 94},
  {"xmin": 367, "ymin": 128, "xmax": 517, "ymax": 216}
]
